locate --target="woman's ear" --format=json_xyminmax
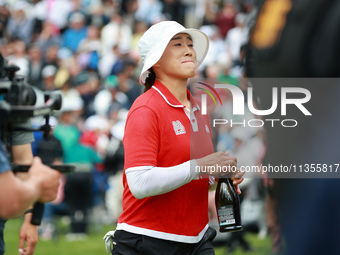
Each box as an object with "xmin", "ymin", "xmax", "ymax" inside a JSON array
[{"xmin": 153, "ymin": 61, "xmax": 161, "ymax": 69}]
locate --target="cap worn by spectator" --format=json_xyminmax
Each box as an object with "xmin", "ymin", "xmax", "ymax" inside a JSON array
[
  {"xmin": 118, "ymin": 43, "xmax": 131, "ymax": 55},
  {"xmin": 110, "ymin": 117, "xmax": 126, "ymax": 141},
  {"xmin": 58, "ymin": 47, "xmax": 74, "ymax": 60},
  {"xmin": 104, "ymin": 75, "xmax": 119, "ymax": 90},
  {"xmin": 14, "ymin": 0, "xmax": 29, "ymax": 12},
  {"xmin": 42, "ymin": 65, "xmax": 57, "ymax": 78},
  {"xmin": 69, "ymin": 12, "xmax": 86, "ymax": 24},
  {"xmin": 73, "ymin": 72, "xmax": 90, "ymax": 87},
  {"xmin": 61, "ymin": 96, "xmax": 84, "ymax": 112},
  {"xmin": 84, "ymin": 115, "xmax": 109, "ymax": 131},
  {"xmin": 108, "ymin": 102, "xmax": 122, "ymax": 113},
  {"xmin": 110, "ymin": 61, "xmax": 124, "ymax": 75}
]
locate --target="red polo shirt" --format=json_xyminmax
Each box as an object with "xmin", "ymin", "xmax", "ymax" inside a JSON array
[{"xmin": 117, "ymin": 80, "xmax": 214, "ymax": 243}]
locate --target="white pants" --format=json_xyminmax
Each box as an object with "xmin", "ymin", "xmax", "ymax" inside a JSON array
[{"xmin": 105, "ymin": 171, "xmax": 124, "ymax": 223}]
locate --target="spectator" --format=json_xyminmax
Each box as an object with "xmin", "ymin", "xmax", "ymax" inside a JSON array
[
  {"xmin": 73, "ymin": 72, "xmax": 100, "ymax": 119},
  {"xmin": 43, "ymin": 44, "xmax": 60, "ymax": 67},
  {"xmin": 30, "ymin": 0, "xmax": 47, "ymax": 41},
  {"xmin": 27, "ymin": 44, "xmax": 44, "ymax": 88},
  {"xmin": 69, "ymin": 0, "xmax": 87, "ymax": 16},
  {"xmin": 130, "ymin": 20, "xmax": 148, "ymax": 56},
  {"xmin": 87, "ymin": 3, "xmax": 110, "ymax": 29},
  {"xmin": 228, "ymin": 43, "xmax": 247, "ymax": 78},
  {"xmin": 162, "ymin": 0, "xmax": 186, "ymax": 25},
  {"xmin": 109, "ymin": 44, "xmax": 132, "ymax": 76},
  {"xmin": 225, "ymin": 13, "xmax": 249, "ymax": 64},
  {"xmin": 215, "ymin": 1, "xmax": 236, "ymax": 38},
  {"xmin": 0, "ymin": 3, "xmax": 10, "ymax": 40},
  {"xmin": 120, "ymin": 0, "xmax": 139, "ymax": 28},
  {"xmin": 199, "ymin": 24, "xmax": 227, "ymax": 69},
  {"xmin": 135, "ymin": 0, "xmax": 165, "ymax": 25},
  {"xmin": 58, "ymin": 78, "xmax": 83, "ymax": 113},
  {"xmin": 63, "ymin": 134, "xmax": 103, "ymax": 240},
  {"xmin": 104, "ymin": 104, "xmax": 126, "ymax": 223},
  {"xmin": 54, "ymin": 108, "xmax": 82, "ymax": 160},
  {"xmin": 101, "ymin": 0, "xmax": 120, "ymax": 18},
  {"xmin": 54, "ymin": 105, "xmax": 100, "ymax": 240},
  {"xmin": 77, "ymin": 25, "xmax": 102, "ymax": 72},
  {"xmin": 201, "ymin": 0, "xmax": 218, "ymax": 25},
  {"xmin": 112, "ymin": 60, "xmax": 141, "ymax": 108},
  {"xmin": 6, "ymin": 39, "xmax": 29, "ymax": 77},
  {"xmin": 41, "ymin": 65, "xmax": 57, "ymax": 91},
  {"xmin": 35, "ymin": 21, "xmax": 61, "ymax": 57},
  {"xmin": 45, "ymin": 0, "xmax": 74, "ymax": 33},
  {"xmin": 6, "ymin": 1, "xmax": 34, "ymax": 45},
  {"xmin": 81, "ymin": 114, "xmax": 110, "ymax": 153},
  {"xmin": 55, "ymin": 50, "xmax": 80, "ymax": 87},
  {"xmin": 101, "ymin": 12, "xmax": 132, "ymax": 56},
  {"xmin": 60, "ymin": 12, "xmax": 88, "ymax": 53},
  {"xmin": 98, "ymin": 44, "xmax": 120, "ymax": 80},
  {"xmin": 93, "ymin": 75, "xmax": 130, "ymax": 116},
  {"xmin": 38, "ymin": 116, "xmax": 89, "ymax": 241}
]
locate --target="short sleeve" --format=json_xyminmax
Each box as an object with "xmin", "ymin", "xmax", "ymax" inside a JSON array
[
  {"xmin": 0, "ymin": 140, "xmax": 11, "ymax": 174},
  {"xmin": 9, "ymin": 118, "xmax": 34, "ymax": 146},
  {"xmin": 123, "ymin": 106, "xmax": 159, "ymax": 169}
]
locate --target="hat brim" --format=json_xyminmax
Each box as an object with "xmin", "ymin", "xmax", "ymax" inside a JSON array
[{"xmin": 139, "ymin": 28, "xmax": 209, "ymax": 85}]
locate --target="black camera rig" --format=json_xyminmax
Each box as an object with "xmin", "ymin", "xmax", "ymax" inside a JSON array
[{"xmin": 0, "ymin": 53, "xmax": 74, "ymax": 225}]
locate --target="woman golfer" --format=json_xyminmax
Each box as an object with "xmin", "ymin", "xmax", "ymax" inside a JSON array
[{"xmin": 105, "ymin": 21, "xmax": 244, "ymax": 255}]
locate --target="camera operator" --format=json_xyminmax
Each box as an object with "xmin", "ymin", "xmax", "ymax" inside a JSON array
[{"xmin": 0, "ymin": 119, "xmax": 61, "ymax": 255}]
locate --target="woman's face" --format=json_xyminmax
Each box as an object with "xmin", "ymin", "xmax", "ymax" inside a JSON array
[{"xmin": 154, "ymin": 33, "xmax": 197, "ymax": 80}]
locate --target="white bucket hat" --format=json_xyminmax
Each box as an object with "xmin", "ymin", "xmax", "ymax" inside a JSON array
[{"xmin": 138, "ymin": 21, "xmax": 210, "ymax": 85}]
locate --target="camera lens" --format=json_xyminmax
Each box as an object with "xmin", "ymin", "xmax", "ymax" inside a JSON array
[{"xmin": 22, "ymin": 85, "xmax": 36, "ymax": 106}]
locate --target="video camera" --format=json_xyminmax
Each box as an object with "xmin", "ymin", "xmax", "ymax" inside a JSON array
[
  {"xmin": 0, "ymin": 53, "xmax": 74, "ymax": 225},
  {"xmin": 0, "ymin": 54, "xmax": 61, "ymax": 123}
]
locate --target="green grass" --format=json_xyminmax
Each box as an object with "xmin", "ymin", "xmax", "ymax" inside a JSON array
[
  {"xmin": 4, "ymin": 218, "xmax": 273, "ymax": 255},
  {"xmin": 213, "ymin": 234, "xmax": 274, "ymax": 255},
  {"xmin": 4, "ymin": 217, "xmax": 113, "ymax": 255}
]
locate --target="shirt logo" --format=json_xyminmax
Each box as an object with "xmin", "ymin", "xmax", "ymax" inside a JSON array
[{"xmin": 172, "ymin": 120, "xmax": 186, "ymax": 135}]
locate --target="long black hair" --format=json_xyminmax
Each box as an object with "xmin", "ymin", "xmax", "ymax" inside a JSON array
[{"xmin": 144, "ymin": 68, "xmax": 156, "ymax": 92}]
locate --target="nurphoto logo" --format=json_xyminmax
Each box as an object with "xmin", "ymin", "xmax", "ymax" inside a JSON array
[
  {"xmin": 196, "ymin": 82, "xmax": 222, "ymax": 115},
  {"xmin": 196, "ymin": 82, "xmax": 312, "ymax": 128}
]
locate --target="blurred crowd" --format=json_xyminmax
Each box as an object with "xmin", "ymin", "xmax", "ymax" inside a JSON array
[{"xmin": 0, "ymin": 0, "xmax": 275, "ymax": 251}]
